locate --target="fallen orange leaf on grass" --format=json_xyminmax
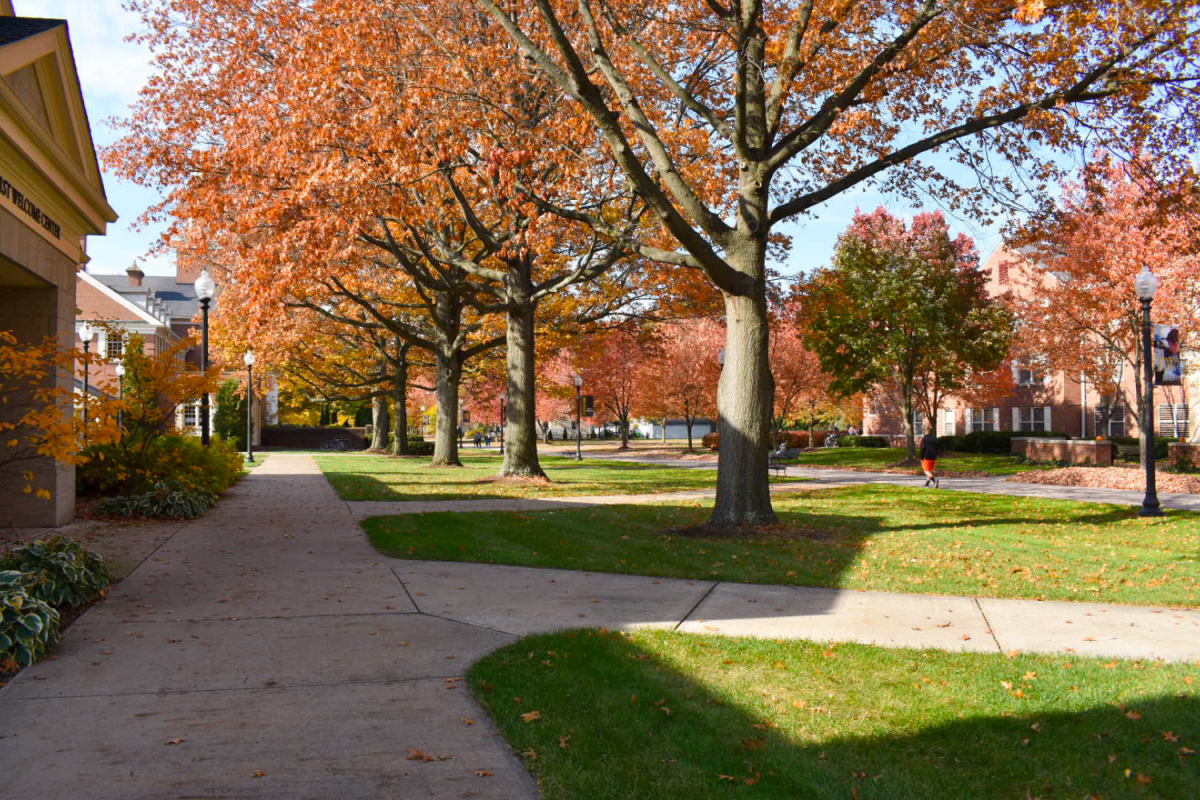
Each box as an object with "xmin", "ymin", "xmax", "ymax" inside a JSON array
[{"xmin": 520, "ymin": 710, "xmax": 541, "ymax": 723}]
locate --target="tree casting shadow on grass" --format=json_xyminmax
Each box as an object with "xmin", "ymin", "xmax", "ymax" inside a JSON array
[{"xmin": 469, "ymin": 630, "xmax": 1200, "ymax": 800}]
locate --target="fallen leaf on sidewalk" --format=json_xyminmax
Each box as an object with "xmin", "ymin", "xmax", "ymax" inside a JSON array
[
  {"xmin": 475, "ymin": 770, "xmax": 493, "ymax": 777},
  {"xmin": 251, "ymin": 770, "xmax": 267, "ymax": 778},
  {"xmin": 462, "ymin": 717, "xmax": 475, "ymax": 726},
  {"xmin": 163, "ymin": 738, "xmax": 185, "ymax": 745},
  {"xmin": 406, "ymin": 748, "xmax": 435, "ymax": 762}
]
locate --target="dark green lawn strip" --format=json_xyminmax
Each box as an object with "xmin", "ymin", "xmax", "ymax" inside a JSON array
[
  {"xmin": 363, "ymin": 485, "xmax": 1200, "ymax": 606},
  {"xmin": 316, "ymin": 452, "xmax": 803, "ymax": 501},
  {"xmin": 469, "ymin": 629, "xmax": 1200, "ymax": 800},
  {"xmin": 792, "ymin": 447, "xmax": 1048, "ymax": 475}
]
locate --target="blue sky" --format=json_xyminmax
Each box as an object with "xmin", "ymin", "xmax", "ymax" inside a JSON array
[{"xmin": 24, "ymin": 0, "xmax": 1006, "ymax": 280}]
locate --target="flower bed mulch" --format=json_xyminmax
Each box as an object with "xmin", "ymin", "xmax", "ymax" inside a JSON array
[{"xmin": 1007, "ymin": 465, "xmax": 1200, "ymax": 495}]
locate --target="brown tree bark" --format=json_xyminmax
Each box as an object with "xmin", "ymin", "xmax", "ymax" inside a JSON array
[
  {"xmin": 390, "ymin": 341, "xmax": 410, "ymax": 456},
  {"xmin": 500, "ymin": 299, "xmax": 546, "ymax": 478},
  {"xmin": 370, "ymin": 392, "xmax": 389, "ymax": 450},
  {"xmin": 432, "ymin": 349, "xmax": 462, "ymax": 466}
]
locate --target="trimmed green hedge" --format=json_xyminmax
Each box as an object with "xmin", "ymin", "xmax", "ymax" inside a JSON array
[
  {"xmin": 836, "ymin": 435, "xmax": 888, "ymax": 448},
  {"xmin": 940, "ymin": 430, "xmax": 1069, "ymax": 454}
]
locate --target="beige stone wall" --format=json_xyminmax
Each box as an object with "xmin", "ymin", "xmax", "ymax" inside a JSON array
[{"xmin": 0, "ymin": 205, "xmax": 77, "ymax": 526}]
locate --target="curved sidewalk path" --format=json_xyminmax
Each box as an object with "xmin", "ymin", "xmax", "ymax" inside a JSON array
[{"xmin": 2, "ymin": 454, "xmax": 1197, "ymax": 799}]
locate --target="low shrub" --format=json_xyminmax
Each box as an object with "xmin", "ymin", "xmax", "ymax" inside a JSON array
[
  {"xmin": 702, "ymin": 431, "xmax": 719, "ymax": 451},
  {"xmin": 937, "ymin": 435, "xmax": 961, "ymax": 451},
  {"xmin": 0, "ymin": 572, "xmax": 60, "ymax": 671},
  {"xmin": 0, "ymin": 536, "xmax": 113, "ymax": 608},
  {"xmin": 954, "ymin": 430, "xmax": 1068, "ymax": 454},
  {"xmin": 773, "ymin": 430, "xmax": 834, "ymax": 449},
  {"xmin": 837, "ymin": 435, "xmax": 888, "ymax": 448},
  {"xmin": 98, "ymin": 480, "xmax": 218, "ymax": 520},
  {"xmin": 77, "ymin": 435, "xmax": 243, "ymax": 496},
  {"xmin": 405, "ymin": 437, "xmax": 435, "ymax": 456},
  {"xmin": 1111, "ymin": 436, "xmax": 1171, "ymax": 461}
]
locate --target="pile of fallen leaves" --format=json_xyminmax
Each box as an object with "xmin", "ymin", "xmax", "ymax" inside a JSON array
[{"xmin": 1008, "ymin": 466, "xmax": 1200, "ymax": 494}]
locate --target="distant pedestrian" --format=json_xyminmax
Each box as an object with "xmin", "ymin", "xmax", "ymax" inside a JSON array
[
  {"xmin": 920, "ymin": 424, "xmax": 939, "ymax": 488},
  {"xmin": 473, "ymin": 433, "xmax": 482, "ymax": 448},
  {"xmin": 485, "ymin": 433, "xmax": 492, "ymax": 447}
]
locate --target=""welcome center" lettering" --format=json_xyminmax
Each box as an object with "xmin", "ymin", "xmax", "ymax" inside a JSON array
[{"xmin": 0, "ymin": 172, "xmax": 62, "ymax": 239}]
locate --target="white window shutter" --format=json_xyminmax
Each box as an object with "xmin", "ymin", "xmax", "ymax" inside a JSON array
[
  {"xmin": 1044, "ymin": 406, "xmax": 1052, "ymax": 432},
  {"xmin": 1012, "ymin": 407, "xmax": 1021, "ymax": 431},
  {"xmin": 1010, "ymin": 363, "xmax": 1021, "ymax": 382},
  {"xmin": 966, "ymin": 408, "xmax": 973, "ymax": 433},
  {"xmin": 97, "ymin": 329, "xmax": 108, "ymax": 353},
  {"xmin": 992, "ymin": 408, "xmax": 1000, "ymax": 431}
]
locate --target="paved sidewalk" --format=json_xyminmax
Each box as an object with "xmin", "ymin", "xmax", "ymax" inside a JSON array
[
  {"xmin": 3, "ymin": 454, "xmax": 1197, "ymax": 799},
  {"xmin": 588, "ymin": 452, "xmax": 1200, "ymax": 510}
]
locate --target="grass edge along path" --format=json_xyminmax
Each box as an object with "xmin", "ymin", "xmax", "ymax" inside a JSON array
[
  {"xmin": 469, "ymin": 628, "xmax": 1200, "ymax": 800},
  {"xmin": 315, "ymin": 452, "xmax": 806, "ymax": 501},
  {"xmin": 363, "ymin": 485, "xmax": 1199, "ymax": 607}
]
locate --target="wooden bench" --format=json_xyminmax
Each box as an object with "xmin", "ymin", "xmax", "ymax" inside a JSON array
[
  {"xmin": 1116, "ymin": 443, "xmax": 1140, "ymax": 461},
  {"xmin": 767, "ymin": 455, "xmax": 789, "ymax": 476}
]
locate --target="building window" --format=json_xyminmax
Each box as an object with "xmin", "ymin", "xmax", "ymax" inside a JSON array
[
  {"xmin": 912, "ymin": 410, "xmax": 926, "ymax": 435},
  {"xmin": 1095, "ymin": 405, "xmax": 1125, "ymax": 438},
  {"xmin": 1019, "ymin": 407, "xmax": 1047, "ymax": 432},
  {"xmin": 971, "ymin": 408, "xmax": 997, "ymax": 432},
  {"xmin": 1017, "ymin": 366, "xmax": 1043, "ymax": 386},
  {"xmin": 182, "ymin": 403, "xmax": 199, "ymax": 428},
  {"xmin": 106, "ymin": 336, "xmax": 124, "ymax": 360},
  {"xmin": 1158, "ymin": 404, "xmax": 1190, "ymax": 439}
]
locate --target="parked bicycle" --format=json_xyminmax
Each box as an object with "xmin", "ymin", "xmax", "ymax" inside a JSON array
[
  {"xmin": 319, "ymin": 438, "xmax": 353, "ymax": 452},
  {"xmin": 823, "ymin": 431, "xmax": 843, "ymax": 448}
]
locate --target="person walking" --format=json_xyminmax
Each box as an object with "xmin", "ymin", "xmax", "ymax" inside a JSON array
[{"xmin": 920, "ymin": 424, "xmax": 939, "ymax": 488}]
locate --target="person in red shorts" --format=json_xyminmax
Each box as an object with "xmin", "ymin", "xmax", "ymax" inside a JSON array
[{"xmin": 919, "ymin": 424, "xmax": 939, "ymax": 488}]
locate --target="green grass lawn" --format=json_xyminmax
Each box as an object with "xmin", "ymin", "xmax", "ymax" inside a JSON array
[
  {"xmin": 316, "ymin": 452, "xmax": 803, "ymax": 501},
  {"xmin": 470, "ymin": 629, "xmax": 1199, "ymax": 800},
  {"xmin": 789, "ymin": 447, "xmax": 1044, "ymax": 475},
  {"xmin": 363, "ymin": 485, "xmax": 1199, "ymax": 606}
]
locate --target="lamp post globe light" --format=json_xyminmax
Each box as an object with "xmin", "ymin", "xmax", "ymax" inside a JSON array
[
  {"xmin": 572, "ymin": 373, "xmax": 583, "ymax": 461},
  {"xmin": 1133, "ymin": 266, "xmax": 1162, "ymax": 517},
  {"xmin": 78, "ymin": 321, "xmax": 95, "ymax": 443},
  {"xmin": 244, "ymin": 350, "xmax": 257, "ymax": 464},
  {"xmin": 194, "ymin": 269, "xmax": 217, "ymax": 446},
  {"xmin": 115, "ymin": 362, "xmax": 126, "ymax": 442}
]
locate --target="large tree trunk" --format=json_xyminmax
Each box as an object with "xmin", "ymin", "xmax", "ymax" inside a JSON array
[
  {"xmin": 390, "ymin": 342, "xmax": 409, "ymax": 456},
  {"xmin": 620, "ymin": 414, "xmax": 630, "ymax": 449},
  {"xmin": 500, "ymin": 300, "xmax": 546, "ymax": 478},
  {"xmin": 685, "ymin": 417, "xmax": 694, "ymax": 452},
  {"xmin": 710, "ymin": 290, "xmax": 777, "ymax": 527},
  {"xmin": 370, "ymin": 393, "xmax": 389, "ymax": 450},
  {"xmin": 432, "ymin": 349, "xmax": 462, "ymax": 466}
]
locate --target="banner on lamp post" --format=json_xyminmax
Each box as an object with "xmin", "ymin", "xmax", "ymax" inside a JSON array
[
  {"xmin": 1153, "ymin": 324, "xmax": 1182, "ymax": 386},
  {"xmin": 582, "ymin": 395, "xmax": 594, "ymax": 417}
]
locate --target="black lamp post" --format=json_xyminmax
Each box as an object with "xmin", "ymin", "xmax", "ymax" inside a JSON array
[
  {"xmin": 244, "ymin": 350, "xmax": 256, "ymax": 464},
  {"xmin": 78, "ymin": 321, "xmax": 94, "ymax": 444},
  {"xmin": 115, "ymin": 362, "xmax": 125, "ymax": 443},
  {"xmin": 1133, "ymin": 266, "xmax": 1163, "ymax": 517},
  {"xmin": 195, "ymin": 269, "xmax": 216, "ymax": 446},
  {"xmin": 573, "ymin": 373, "xmax": 583, "ymax": 461},
  {"xmin": 499, "ymin": 391, "xmax": 506, "ymax": 454}
]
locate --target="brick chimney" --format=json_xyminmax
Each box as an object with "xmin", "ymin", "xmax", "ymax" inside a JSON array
[{"xmin": 126, "ymin": 264, "xmax": 145, "ymax": 287}]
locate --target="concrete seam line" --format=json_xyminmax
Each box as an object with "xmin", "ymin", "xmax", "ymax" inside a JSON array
[
  {"xmin": 973, "ymin": 597, "xmax": 1004, "ymax": 653},
  {"xmin": 0, "ymin": 674, "xmax": 473, "ymax": 703},
  {"xmin": 391, "ymin": 566, "xmax": 424, "ymax": 613},
  {"xmin": 416, "ymin": 611, "xmax": 523, "ymax": 639},
  {"xmin": 675, "ymin": 581, "xmax": 721, "ymax": 631},
  {"xmin": 81, "ymin": 609, "xmax": 424, "ymax": 625}
]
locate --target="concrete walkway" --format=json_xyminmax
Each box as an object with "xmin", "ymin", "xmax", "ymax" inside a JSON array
[
  {"xmin": 586, "ymin": 451, "xmax": 1200, "ymax": 511},
  {"xmin": 2, "ymin": 454, "xmax": 1198, "ymax": 799}
]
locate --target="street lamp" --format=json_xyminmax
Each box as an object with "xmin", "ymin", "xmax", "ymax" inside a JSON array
[
  {"xmin": 1133, "ymin": 266, "xmax": 1162, "ymax": 517},
  {"xmin": 244, "ymin": 350, "xmax": 256, "ymax": 464},
  {"xmin": 572, "ymin": 373, "xmax": 583, "ymax": 461},
  {"xmin": 115, "ymin": 362, "xmax": 126, "ymax": 442},
  {"xmin": 194, "ymin": 269, "xmax": 216, "ymax": 446},
  {"xmin": 78, "ymin": 321, "xmax": 95, "ymax": 444},
  {"xmin": 499, "ymin": 391, "xmax": 506, "ymax": 454}
]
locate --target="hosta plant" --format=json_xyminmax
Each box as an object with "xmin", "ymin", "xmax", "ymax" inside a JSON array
[
  {"xmin": 98, "ymin": 480, "xmax": 217, "ymax": 519},
  {"xmin": 0, "ymin": 571, "xmax": 61, "ymax": 671},
  {"xmin": 0, "ymin": 536, "xmax": 113, "ymax": 608}
]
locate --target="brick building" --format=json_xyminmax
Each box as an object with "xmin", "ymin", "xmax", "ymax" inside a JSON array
[{"xmin": 863, "ymin": 246, "xmax": 1196, "ymax": 443}]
